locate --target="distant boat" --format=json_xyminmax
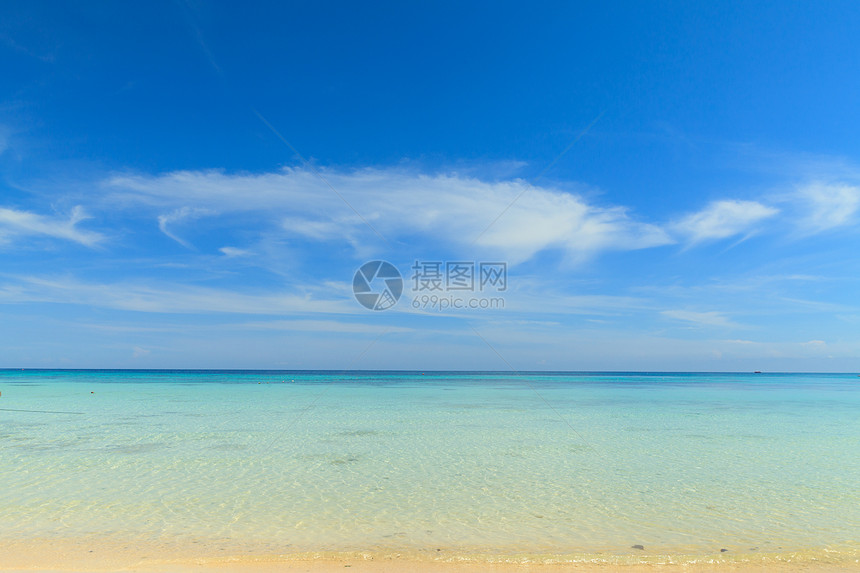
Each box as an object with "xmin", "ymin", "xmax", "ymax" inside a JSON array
[{"xmin": 754, "ymin": 371, "xmax": 762, "ymax": 374}]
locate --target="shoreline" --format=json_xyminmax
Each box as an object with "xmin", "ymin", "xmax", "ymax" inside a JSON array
[{"xmin": 1, "ymin": 539, "xmax": 857, "ymax": 573}]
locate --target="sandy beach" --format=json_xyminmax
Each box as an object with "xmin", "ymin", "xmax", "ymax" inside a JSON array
[{"xmin": 1, "ymin": 538, "xmax": 857, "ymax": 573}]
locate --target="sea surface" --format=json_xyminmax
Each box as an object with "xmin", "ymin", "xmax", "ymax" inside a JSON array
[{"xmin": 1, "ymin": 370, "xmax": 858, "ymax": 567}]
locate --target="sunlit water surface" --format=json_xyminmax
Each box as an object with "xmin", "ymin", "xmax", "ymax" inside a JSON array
[{"xmin": 1, "ymin": 370, "xmax": 858, "ymax": 565}]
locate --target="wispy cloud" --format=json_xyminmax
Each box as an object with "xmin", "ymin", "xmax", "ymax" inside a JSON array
[
  {"xmin": 661, "ymin": 309, "xmax": 738, "ymax": 328},
  {"xmin": 174, "ymin": 0, "xmax": 222, "ymax": 74},
  {"xmin": 473, "ymin": 188, "xmax": 672, "ymax": 263},
  {"xmin": 106, "ymin": 167, "xmax": 673, "ymax": 263},
  {"xmin": 219, "ymin": 246, "xmax": 250, "ymax": 257},
  {"xmin": 0, "ymin": 32, "xmax": 56, "ymax": 63},
  {"xmin": 746, "ymin": 151, "xmax": 860, "ymax": 235},
  {"xmin": 157, "ymin": 206, "xmax": 212, "ymax": 248},
  {"xmin": 235, "ymin": 319, "xmax": 413, "ymax": 334},
  {"xmin": 792, "ymin": 182, "xmax": 860, "ymax": 234},
  {"xmin": 0, "ymin": 275, "xmax": 356, "ymax": 315},
  {"xmin": 0, "ymin": 206, "xmax": 102, "ymax": 246},
  {"xmin": 281, "ymin": 216, "xmax": 355, "ymax": 241},
  {"xmin": 132, "ymin": 346, "xmax": 151, "ymax": 358},
  {"xmin": 0, "ymin": 271, "xmax": 655, "ymax": 321},
  {"xmin": 673, "ymin": 200, "xmax": 778, "ymax": 244}
]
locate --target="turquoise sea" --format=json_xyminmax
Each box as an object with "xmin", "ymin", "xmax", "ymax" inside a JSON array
[{"xmin": 1, "ymin": 370, "xmax": 858, "ymax": 567}]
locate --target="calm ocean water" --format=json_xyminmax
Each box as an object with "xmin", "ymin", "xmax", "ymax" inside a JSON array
[{"xmin": 1, "ymin": 370, "xmax": 858, "ymax": 565}]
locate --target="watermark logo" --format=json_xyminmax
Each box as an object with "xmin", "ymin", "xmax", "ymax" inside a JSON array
[
  {"xmin": 411, "ymin": 261, "xmax": 507, "ymax": 292},
  {"xmin": 353, "ymin": 259, "xmax": 507, "ymax": 312},
  {"xmin": 352, "ymin": 260, "xmax": 403, "ymax": 311}
]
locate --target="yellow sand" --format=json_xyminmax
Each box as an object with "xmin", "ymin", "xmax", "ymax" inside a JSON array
[{"xmin": 1, "ymin": 539, "xmax": 857, "ymax": 573}]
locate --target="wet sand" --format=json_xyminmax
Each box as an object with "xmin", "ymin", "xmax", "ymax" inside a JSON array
[{"xmin": 1, "ymin": 539, "xmax": 856, "ymax": 573}]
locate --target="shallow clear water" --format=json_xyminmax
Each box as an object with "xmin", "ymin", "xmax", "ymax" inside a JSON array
[{"xmin": 1, "ymin": 370, "xmax": 858, "ymax": 563}]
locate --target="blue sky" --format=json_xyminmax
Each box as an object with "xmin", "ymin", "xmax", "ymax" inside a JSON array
[{"xmin": 1, "ymin": 1, "xmax": 859, "ymax": 371}]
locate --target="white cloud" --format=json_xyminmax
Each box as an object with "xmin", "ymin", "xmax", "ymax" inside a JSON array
[
  {"xmin": 793, "ymin": 182, "xmax": 860, "ymax": 233},
  {"xmin": 0, "ymin": 205, "xmax": 102, "ymax": 246},
  {"xmin": 132, "ymin": 346, "xmax": 151, "ymax": 358},
  {"xmin": 473, "ymin": 188, "xmax": 672, "ymax": 262},
  {"xmin": 673, "ymin": 200, "xmax": 779, "ymax": 244},
  {"xmin": 281, "ymin": 216, "xmax": 353, "ymax": 240},
  {"xmin": 106, "ymin": 167, "xmax": 673, "ymax": 264},
  {"xmin": 0, "ymin": 272, "xmax": 654, "ymax": 321},
  {"xmin": 219, "ymin": 246, "xmax": 250, "ymax": 257},
  {"xmin": 0, "ymin": 275, "xmax": 357, "ymax": 315},
  {"xmin": 235, "ymin": 319, "xmax": 413, "ymax": 334},
  {"xmin": 157, "ymin": 206, "xmax": 212, "ymax": 248},
  {"xmin": 661, "ymin": 309, "xmax": 737, "ymax": 327}
]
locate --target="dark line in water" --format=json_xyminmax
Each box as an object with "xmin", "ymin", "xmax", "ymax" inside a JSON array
[
  {"xmin": 262, "ymin": 327, "xmax": 393, "ymax": 454},
  {"xmin": 0, "ymin": 408, "xmax": 85, "ymax": 415},
  {"xmin": 468, "ymin": 324, "xmax": 604, "ymax": 458}
]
